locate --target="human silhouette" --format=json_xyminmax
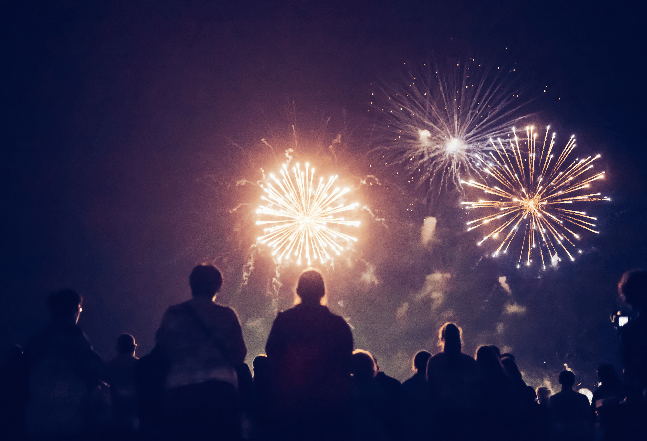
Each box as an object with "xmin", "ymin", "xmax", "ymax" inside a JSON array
[
  {"xmin": 617, "ymin": 270, "xmax": 647, "ymax": 401},
  {"xmin": 473, "ymin": 345, "xmax": 515, "ymax": 441},
  {"xmin": 501, "ymin": 354, "xmax": 538, "ymax": 439},
  {"xmin": 537, "ymin": 387, "xmax": 551, "ymax": 407},
  {"xmin": 265, "ymin": 268, "xmax": 354, "ymax": 441},
  {"xmin": 617, "ymin": 270, "xmax": 647, "ymax": 440},
  {"xmin": 350, "ymin": 349, "xmax": 390, "ymax": 441},
  {"xmin": 373, "ymin": 356, "xmax": 405, "ymax": 441},
  {"xmin": 426, "ymin": 323, "xmax": 478, "ymax": 441},
  {"xmin": 155, "ymin": 264, "xmax": 246, "ymax": 441},
  {"xmin": 101, "ymin": 333, "xmax": 139, "ymax": 439},
  {"xmin": 23, "ymin": 289, "xmax": 103, "ymax": 441},
  {"xmin": 549, "ymin": 370, "xmax": 593, "ymax": 441},
  {"xmin": 592, "ymin": 364, "xmax": 622, "ymax": 441},
  {"xmin": 534, "ymin": 387, "xmax": 552, "ymax": 441},
  {"xmin": 402, "ymin": 351, "xmax": 432, "ymax": 441},
  {"xmin": 134, "ymin": 346, "xmax": 169, "ymax": 441},
  {"xmin": 252, "ymin": 354, "xmax": 271, "ymax": 439}
]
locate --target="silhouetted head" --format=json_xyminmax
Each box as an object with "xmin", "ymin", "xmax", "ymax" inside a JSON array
[
  {"xmin": 501, "ymin": 356, "xmax": 523, "ymax": 381},
  {"xmin": 618, "ymin": 270, "xmax": 647, "ymax": 310},
  {"xmin": 253, "ymin": 354, "xmax": 269, "ymax": 378},
  {"xmin": 558, "ymin": 370, "xmax": 576, "ymax": 389},
  {"xmin": 47, "ymin": 289, "xmax": 82, "ymax": 324},
  {"xmin": 536, "ymin": 386, "xmax": 551, "ymax": 405},
  {"xmin": 295, "ymin": 268, "xmax": 326, "ymax": 305},
  {"xmin": 412, "ymin": 350, "xmax": 432, "ymax": 373},
  {"xmin": 476, "ymin": 345, "xmax": 504, "ymax": 376},
  {"xmin": 352, "ymin": 349, "xmax": 377, "ymax": 380},
  {"xmin": 116, "ymin": 333, "xmax": 136, "ymax": 355},
  {"xmin": 597, "ymin": 364, "xmax": 620, "ymax": 385},
  {"xmin": 189, "ymin": 264, "xmax": 223, "ymax": 298},
  {"xmin": 439, "ymin": 323, "xmax": 462, "ymax": 354}
]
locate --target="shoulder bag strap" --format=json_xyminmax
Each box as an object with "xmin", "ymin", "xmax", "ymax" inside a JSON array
[{"xmin": 182, "ymin": 302, "xmax": 233, "ymax": 366}]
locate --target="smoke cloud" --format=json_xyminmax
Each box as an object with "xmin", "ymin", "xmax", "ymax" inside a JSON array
[{"xmin": 421, "ymin": 216, "xmax": 437, "ymax": 246}]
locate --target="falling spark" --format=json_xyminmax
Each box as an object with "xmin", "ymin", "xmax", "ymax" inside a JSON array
[
  {"xmin": 256, "ymin": 162, "xmax": 361, "ymax": 265},
  {"xmin": 374, "ymin": 59, "xmax": 529, "ymax": 193},
  {"xmin": 461, "ymin": 125, "xmax": 609, "ymax": 269}
]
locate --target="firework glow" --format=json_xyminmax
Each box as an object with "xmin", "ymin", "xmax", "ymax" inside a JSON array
[
  {"xmin": 256, "ymin": 161, "xmax": 361, "ymax": 265},
  {"xmin": 461, "ymin": 126, "xmax": 609, "ymax": 269},
  {"xmin": 374, "ymin": 60, "xmax": 529, "ymax": 193}
]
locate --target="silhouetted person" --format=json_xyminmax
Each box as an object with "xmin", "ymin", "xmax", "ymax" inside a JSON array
[
  {"xmin": 617, "ymin": 270, "xmax": 647, "ymax": 402},
  {"xmin": 473, "ymin": 345, "xmax": 515, "ymax": 441},
  {"xmin": 101, "ymin": 333, "xmax": 139, "ymax": 439},
  {"xmin": 502, "ymin": 356, "xmax": 537, "ymax": 402},
  {"xmin": 534, "ymin": 387, "xmax": 552, "ymax": 441},
  {"xmin": 617, "ymin": 270, "xmax": 647, "ymax": 441},
  {"xmin": 134, "ymin": 346, "xmax": 169, "ymax": 441},
  {"xmin": 351, "ymin": 349, "xmax": 390, "ymax": 441},
  {"xmin": 537, "ymin": 387, "xmax": 551, "ymax": 407},
  {"xmin": 550, "ymin": 370, "xmax": 593, "ymax": 441},
  {"xmin": 0, "ymin": 344, "xmax": 29, "ymax": 441},
  {"xmin": 252, "ymin": 354, "xmax": 271, "ymax": 439},
  {"xmin": 501, "ymin": 354, "xmax": 538, "ymax": 439},
  {"xmin": 24, "ymin": 289, "xmax": 103, "ymax": 441},
  {"xmin": 265, "ymin": 268, "xmax": 354, "ymax": 441},
  {"xmin": 592, "ymin": 364, "xmax": 622, "ymax": 441},
  {"xmin": 426, "ymin": 323, "xmax": 478, "ymax": 441},
  {"xmin": 402, "ymin": 351, "xmax": 432, "ymax": 441},
  {"xmin": 156, "ymin": 264, "xmax": 246, "ymax": 441},
  {"xmin": 373, "ymin": 356, "xmax": 405, "ymax": 441}
]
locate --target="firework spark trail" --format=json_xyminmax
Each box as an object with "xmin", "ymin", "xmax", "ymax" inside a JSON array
[
  {"xmin": 374, "ymin": 60, "xmax": 529, "ymax": 193},
  {"xmin": 461, "ymin": 125, "xmax": 609, "ymax": 269},
  {"xmin": 256, "ymin": 162, "xmax": 361, "ymax": 266}
]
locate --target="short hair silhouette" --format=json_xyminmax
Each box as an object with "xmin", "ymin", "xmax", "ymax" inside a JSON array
[
  {"xmin": 596, "ymin": 363, "xmax": 619, "ymax": 384},
  {"xmin": 253, "ymin": 354, "xmax": 269, "ymax": 374},
  {"xmin": 352, "ymin": 349, "xmax": 377, "ymax": 379},
  {"xmin": 116, "ymin": 333, "xmax": 136, "ymax": 354},
  {"xmin": 558, "ymin": 370, "xmax": 576, "ymax": 388},
  {"xmin": 537, "ymin": 386, "xmax": 551, "ymax": 404},
  {"xmin": 189, "ymin": 264, "xmax": 223, "ymax": 297},
  {"xmin": 412, "ymin": 350, "xmax": 431, "ymax": 372},
  {"xmin": 47, "ymin": 289, "xmax": 82, "ymax": 320},
  {"xmin": 501, "ymin": 356, "xmax": 523, "ymax": 381},
  {"xmin": 618, "ymin": 270, "xmax": 647, "ymax": 309},
  {"xmin": 476, "ymin": 345, "xmax": 503, "ymax": 374},
  {"xmin": 438, "ymin": 322, "xmax": 462, "ymax": 353},
  {"xmin": 295, "ymin": 268, "xmax": 326, "ymax": 305}
]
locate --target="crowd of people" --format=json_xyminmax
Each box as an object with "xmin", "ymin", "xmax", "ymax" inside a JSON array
[{"xmin": 0, "ymin": 265, "xmax": 646, "ymax": 441}]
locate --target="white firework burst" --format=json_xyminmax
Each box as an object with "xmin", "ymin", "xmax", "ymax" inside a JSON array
[
  {"xmin": 256, "ymin": 161, "xmax": 361, "ymax": 266},
  {"xmin": 373, "ymin": 59, "xmax": 530, "ymax": 193}
]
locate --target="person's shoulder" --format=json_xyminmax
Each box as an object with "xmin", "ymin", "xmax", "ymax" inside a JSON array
[
  {"xmin": 211, "ymin": 302, "xmax": 243, "ymax": 322},
  {"xmin": 427, "ymin": 352, "xmax": 445, "ymax": 364},
  {"xmin": 460, "ymin": 352, "xmax": 476, "ymax": 361},
  {"xmin": 165, "ymin": 300, "xmax": 190, "ymax": 315},
  {"xmin": 212, "ymin": 302, "xmax": 235, "ymax": 313}
]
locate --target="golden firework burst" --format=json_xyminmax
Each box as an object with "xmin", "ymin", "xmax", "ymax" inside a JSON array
[{"xmin": 461, "ymin": 126, "xmax": 609, "ymax": 269}]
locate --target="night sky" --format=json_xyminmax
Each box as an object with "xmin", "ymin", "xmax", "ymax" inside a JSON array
[{"xmin": 2, "ymin": 0, "xmax": 646, "ymax": 386}]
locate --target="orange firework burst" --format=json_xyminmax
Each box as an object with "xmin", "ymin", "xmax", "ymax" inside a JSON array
[{"xmin": 461, "ymin": 125, "xmax": 609, "ymax": 269}]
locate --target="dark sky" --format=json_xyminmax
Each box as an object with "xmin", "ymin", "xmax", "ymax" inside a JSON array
[{"xmin": 2, "ymin": 0, "xmax": 646, "ymax": 384}]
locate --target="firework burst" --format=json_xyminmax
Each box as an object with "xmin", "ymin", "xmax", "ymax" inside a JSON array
[
  {"xmin": 461, "ymin": 125, "xmax": 609, "ymax": 269},
  {"xmin": 256, "ymin": 161, "xmax": 361, "ymax": 266},
  {"xmin": 374, "ymin": 60, "xmax": 529, "ymax": 193}
]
